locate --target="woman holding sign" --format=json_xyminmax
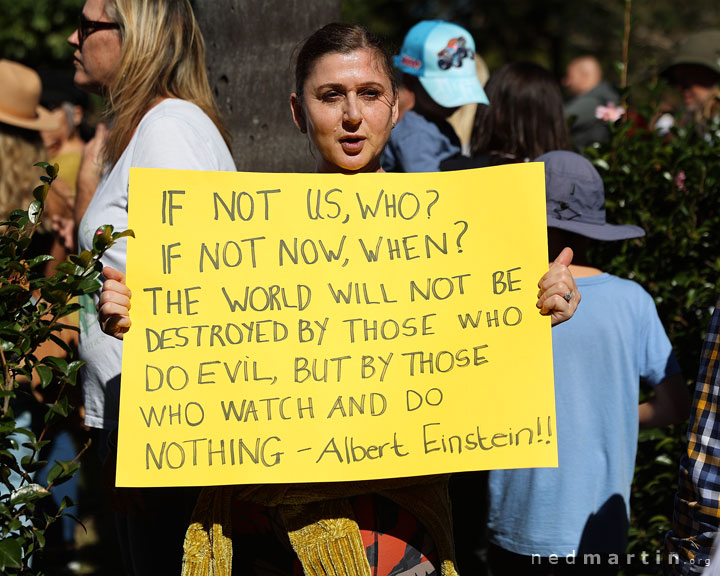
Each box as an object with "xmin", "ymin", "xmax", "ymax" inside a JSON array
[
  {"xmin": 69, "ymin": 0, "xmax": 235, "ymax": 574},
  {"xmin": 99, "ymin": 23, "xmax": 578, "ymax": 576}
]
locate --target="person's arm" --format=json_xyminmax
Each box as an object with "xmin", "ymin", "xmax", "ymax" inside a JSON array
[
  {"xmin": 45, "ymin": 177, "xmax": 75, "ymax": 222},
  {"xmin": 639, "ymin": 372, "xmax": 690, "ymax": 428},
  {"xmin": 75, "ymin": 123, "xmax": 108, "ymax": 226},
  {"xmin": 538, "ymin": 247, "xmax": 580, "ymax": 326},
  {"xmin": 97, "ymin": 266, "xmax": 132, "ymax": 340}
]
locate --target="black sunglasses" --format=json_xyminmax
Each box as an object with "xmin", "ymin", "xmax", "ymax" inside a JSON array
[{"xmin": 78, "ymin": 13, "xmax": 120, "ymax": 49}]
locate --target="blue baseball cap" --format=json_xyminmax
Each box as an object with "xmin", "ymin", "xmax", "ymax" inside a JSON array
[{"xmin": 394, "ymin": 20, "xmax": 488, "ymax": 108}]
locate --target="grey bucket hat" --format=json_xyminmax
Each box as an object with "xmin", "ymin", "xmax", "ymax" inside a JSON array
[
  {"xmin": 662, "ymin": 29, "xmax": 720, "ymax": 79},
  {"xmin": 538, "ymin": 151, "xmax": 645, "ymax": 242}
]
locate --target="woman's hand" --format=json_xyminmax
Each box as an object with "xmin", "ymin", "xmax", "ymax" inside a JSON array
[
  {"xmin": 51, "ymin": 215, "xmax": 76, "ymax": 253},
  {"xmin": 537, "ymin": 247, "xmax": 580, "ymax": 326},
  {"xmin": 98, "ymin": 266, "xmax": 132, "ymax": 339}
]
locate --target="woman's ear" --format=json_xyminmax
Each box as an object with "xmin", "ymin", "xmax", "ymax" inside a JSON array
[
  {"xmin": 71, "ymin": 105, "xmax": 84, "ymax": 129},
  {"xmin": 391, "ymin": 92, "xmax": 400, "ymax": 127},
  {"xmin": 290, "ymin": 93, "xmax": 307, "ymax": 134}
]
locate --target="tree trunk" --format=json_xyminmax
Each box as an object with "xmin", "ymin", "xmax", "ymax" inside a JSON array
[{"xmin": 194, "ymin": 0, "xmax": 341, "ymax": 173}]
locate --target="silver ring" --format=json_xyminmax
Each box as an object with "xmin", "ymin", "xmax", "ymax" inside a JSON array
[{"xmin": 564, "ymin": 291, "xmax": 573, "ymax": 303}]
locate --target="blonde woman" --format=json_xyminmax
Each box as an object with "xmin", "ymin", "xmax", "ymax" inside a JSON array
[
  {"xmin": 0, "ymin": 57, "xmax": 60, "ymax": 514},
  {"xmin": 67, "ymin": 0, "xmax": 235, "ymax": 573},
  {"xmin": 0, "ymin": 125, "xmax": 45, "ymax": 225},
  {"xmin": 0, "ymin": 60, "xmax": 61, "ymax": 238}
]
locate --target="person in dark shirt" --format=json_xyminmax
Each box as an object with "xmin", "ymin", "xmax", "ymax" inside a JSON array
[
  {"xmin": 563, "ymin": 55, "xmax": 620, "ymax": 149},
  {"xmin": 382, "ymin": 20, "xmax": 488, "ymax": 173},
  {"xmin": 441, "ymin": 61, "xmax": 571, "ymax": 172}
]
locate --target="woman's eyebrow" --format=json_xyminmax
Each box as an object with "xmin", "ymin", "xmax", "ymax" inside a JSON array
[
  {"xmin": 315, "ymin": 83, "xmax": 345, "ymax": 91},
  {"xmin": 315, "ymin": 81, "xmax": 386, "ymax": 91}
]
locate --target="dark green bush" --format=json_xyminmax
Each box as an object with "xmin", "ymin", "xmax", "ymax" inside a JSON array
[
  {"xmin": 585, "ymin": 88, "xmax": 720, "ymax": 574},
  {"xmin": 0, "ymin": 162, "xmax": 132, "ymax": 574}
]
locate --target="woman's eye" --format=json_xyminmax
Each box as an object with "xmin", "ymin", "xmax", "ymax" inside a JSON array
[
  {"xmin": 360, "ymin": 89, "xmax": 381, "ymax": 100},
  {"xmin": 321, "ymin": 91, "xmax": 343, "ymax": 102}
]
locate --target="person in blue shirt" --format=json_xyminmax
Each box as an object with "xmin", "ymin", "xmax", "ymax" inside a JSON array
[
  {"xmin": 382, "ymin": 20, "xmax": 488, "ymax": 173},
  {"xmin": 484, "ymin": 151, "xmax": 690, "ymax": 575}
]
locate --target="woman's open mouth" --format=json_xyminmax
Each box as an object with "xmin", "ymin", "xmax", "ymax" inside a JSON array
[{"xmin": 340, "ymin": 136, "xmax": 365, "ymax": 154}]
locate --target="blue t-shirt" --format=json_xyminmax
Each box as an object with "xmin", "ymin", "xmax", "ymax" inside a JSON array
[
  {"xmin": 487, "ymin": 273, "xmax": 681, "ymax": 557},
  {"xmin": 381, "ymin": 109, "xmax": 461, "ymax": 173}
]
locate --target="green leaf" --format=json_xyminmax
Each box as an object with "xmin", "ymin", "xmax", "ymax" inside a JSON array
[
  {"xmin": 26, "ymin": 254, "xmax": 55, "ymax": 268},
  {"xmin": 35, "ymin": 529, "xmax": 46, "ymax": 549},
  {"xmin": 79, "ymin": 250, "xmax": 94, "ymax": 267},
  {"xmin": 46, "ymin": 460, "xmax": 80, "ymax": 486},
  {"xmin": 112, "ymin": 229, "xmax": 135, "ymax": 240},
  {"xmin": 0, "ymin": 419, "xmax": 18, "ymax": 434},
  {"xmin": 51, "ymin": 322, "xmax": 80, "ymax": 334},
  {"xmin": 42, "ymin": 356, "xmax": 68, "ymax": 375},
  {"xmin": 58, "ymin": 495, "xmax": 76, "ymax": 512},
  {"xmin": 13, "ymin": 428, "xmax": 34, "ymax": 442},
  {"xmin": 92, "ymin": 224, "xmax": 114, "ymax": 252},
  {"xmin": 77, "ymin": 276, "xmax": 102, "ymax": 293},
  {"xmin": 66, "ymin": 360, "xmax": 84, "ymax": 376},
  {"xmin": 45, "ymin": 396, "xmax": 70, "ymax": 422},
  {"xmin": 0, "ymin": 537, "xmax": 23, "ymax": 570},
  {"xmin": 32, "ymin": 184, "xmax": 47, "ymax": 202},
  {"xmin": 20, "ymin": 454, "xmax": 45, "ymax": 474},
  {"xmin": 9, "ymin": 483, "xmax": 49, "ymax": 505},
  {"xmin": 41, "ymin": 287, "xmax": 69, "ymax": 304},
  {"xmin": 47, "ymin": 333, "xmax": 74, "ymax": 357},
  {"xmin": 35, "ymin": 365, "xmax": 53, "ymax": 388},
  {"xmin": 54, "ymin": 260, "xmax": 80, "ymax": 275},
  {"xmin": 6, "ymin": 517, "xmax": 23, "ymax": 533},
  {"xmin": 27, "ymin": 200, "xmax": 43, "ymax": 224}
]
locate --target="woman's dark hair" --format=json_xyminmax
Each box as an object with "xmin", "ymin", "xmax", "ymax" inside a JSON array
[
  {"xmin": 471, "ymin": 61, "xmax": 570, "ymax": 160},
  {"xmin": 294, "ymin": 23, "xmax": 396, "ymax": 101}
]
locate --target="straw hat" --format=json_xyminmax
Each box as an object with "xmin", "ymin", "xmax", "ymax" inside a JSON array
[{"xmin": 0, "ymin": 59, "xmax": 59, "ymax": 131}]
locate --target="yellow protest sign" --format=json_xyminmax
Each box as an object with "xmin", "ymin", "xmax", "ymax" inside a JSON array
[{"xmin": 116, "ymin": 164, "xmax": 556, "ymax": 487}]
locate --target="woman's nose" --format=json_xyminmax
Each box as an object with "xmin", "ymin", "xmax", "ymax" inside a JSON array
[
  {"xmin": 343, "ymin": 94, "xmax": 362, "ymax": 125},
  {"xmin": 68, "ymin": 28, "xmax": 80, "ymax": 49}
]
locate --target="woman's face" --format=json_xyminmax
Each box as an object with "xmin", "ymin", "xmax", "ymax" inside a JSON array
[
  {"xmin": 40, "ymin": 108, "xmax": 71, "ymax": 157},
  {"xmin": 291, "ymin": 48, "xmax": 398, "ymax": 174},
  {"xmin": 67, "ymin": 0, "xmax": 122, "ymax": 95},
  {"xmin": 672, "ymin": 64, "xmax": 719, "ymax": 112}
]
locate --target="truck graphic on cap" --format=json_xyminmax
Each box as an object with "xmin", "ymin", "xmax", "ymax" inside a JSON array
[{"xmin": 437, "ymin": 37, "xmax": 473, "ymax": 70}]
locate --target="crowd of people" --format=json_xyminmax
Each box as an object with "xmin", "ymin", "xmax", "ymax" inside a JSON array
[{"xmin": 1, "ymin": 0, "xmax": 720, "ymax": 574}]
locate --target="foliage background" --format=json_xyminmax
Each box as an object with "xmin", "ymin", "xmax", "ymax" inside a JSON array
[
  {"xmin": 343, "ymin": 0, "xmax": 720, "ymax": 85},
  {"xmin": 0, "ymin": 163, "xmax": 132, "ymax": 573},
  {"xmin": 3, "ymin": 0, "xmax": 719, "ymax": 83},
  {"xmin": 585, "ymin": 108, "xmax": 720, "ymax": 573},
  {"xmin": 0, "ymin": 0, "xmax": 82, "ymax": 68}
]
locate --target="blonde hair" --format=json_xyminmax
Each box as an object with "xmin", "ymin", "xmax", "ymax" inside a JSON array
[
  {"xmin": 103, "ymin": 0, "xmax": 230, "ymax": 165},
  {"xmin": 0, "ymin": 126, "xmax": 46, "ymax": 227}
]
